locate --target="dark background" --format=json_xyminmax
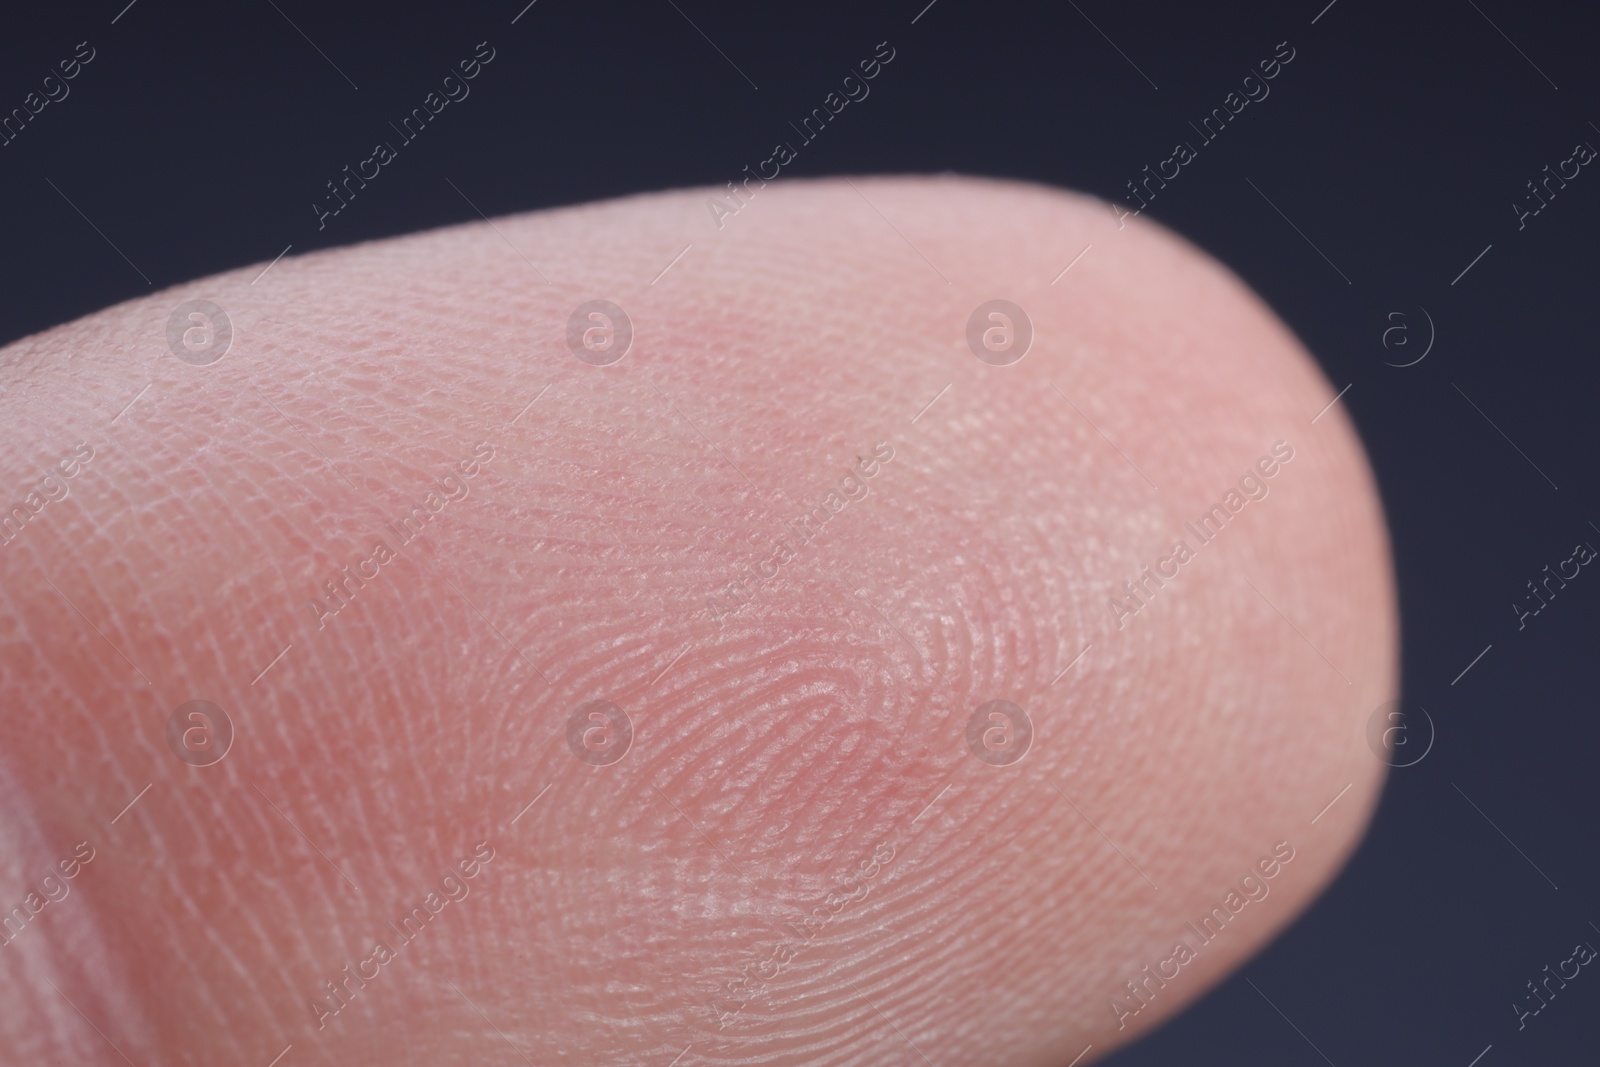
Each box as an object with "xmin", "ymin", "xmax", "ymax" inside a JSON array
[{"xmin": 4, "ymin": 0, "xmax": 1598, "ymax": 1062}]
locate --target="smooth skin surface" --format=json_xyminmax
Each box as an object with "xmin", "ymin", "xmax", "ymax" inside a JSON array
[{"xmin": 0, "ymin": 176, "xmax": 1395, "ymax": 1066}]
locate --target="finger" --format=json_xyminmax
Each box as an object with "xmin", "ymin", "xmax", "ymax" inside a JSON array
[{"xmin": 0, "ymin": 176, "xmax": 1394, "ymax": 1066}]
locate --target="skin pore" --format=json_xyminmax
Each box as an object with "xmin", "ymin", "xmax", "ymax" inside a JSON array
[{"xmin": 0, "ymin": 176, "xmax": 1395, "ymax": 1066}]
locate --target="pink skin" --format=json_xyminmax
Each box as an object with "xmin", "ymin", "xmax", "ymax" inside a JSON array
[{"xmin": 0, "ymin": 177, "xmax": 1394, "ymax": 1066}]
